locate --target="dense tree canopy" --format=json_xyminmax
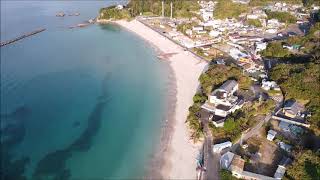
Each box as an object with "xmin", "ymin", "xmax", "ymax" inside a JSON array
[
  {"xmin": 285, "ymin": 150, "xmax": 320, "ymax": 180},
  {"xmin": 249, "ymin": 0, "xmax": 302, "ymax": 6},
  {"xmin": 266, "ymin": 10, "xmax": 297, "ymax": 24},
  {"xmin": 268, "ymin": 22, "xmax": 320, "ymax": 134},
  {"xmin": 127, "ymin": 0, "xmax": 200, "ymax": 18},
  {"xmin": 214, "ymin": 0, "xmax": 248, "ymax": 19},
  {"xmin": 99, "ymin": 6, "xmax": 131, "ymax": 20},
  {"xmin": 199, "ymin": 64, "xmax": 252, "ymax": 95},
  {"xmin": 270, "ymin": 63, "xmax": 320, "ymax": 134},
  {"xmin": 261, "ymin": 42, "xmax": 290, "ymax": 58}
]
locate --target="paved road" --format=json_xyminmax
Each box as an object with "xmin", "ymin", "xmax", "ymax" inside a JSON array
[{"xmin": 202, "ymin": 118, "xmax": 220, "ymax": 180}]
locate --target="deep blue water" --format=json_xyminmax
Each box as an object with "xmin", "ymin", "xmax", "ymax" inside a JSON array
[{"xmin": 1, "ymin": 1, "xmax": 168, "ymax": 179}]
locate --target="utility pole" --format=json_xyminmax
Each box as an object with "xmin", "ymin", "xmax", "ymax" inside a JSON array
[
  {"xmin": 162, "ymin": 1, "xmax": 164, "ymax": 17},
  {"xmin": 170, "ymin": 1, "xmax": 173, "ymax": 19}
]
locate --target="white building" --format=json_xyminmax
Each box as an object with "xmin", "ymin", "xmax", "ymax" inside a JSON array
[
  {"xmin": 201, "ymin": 80, "xmax": 244, "ymax": 127},
  {"xmin": 279, "ymin": 142, "xmax": 292, "ymax": 152},
  {"xmin": 193, "ymin": 26, "xmax": 204, "ymax": 31},
  {"xmin": 267, "ymin": 130, "xmax": 277, "ymax": 141},
  {"xmin": 209, "ymin": 30, "xmax": 221, "ymax": 37},
  {"xmin": 261, "ymin": 79, "xmax": 281, "ymax": 91},
  {"xmin": 209, "ymin": 80, "xmax": 239, "ymax": 105},
  {"xmin": 186, "ymin": 29, "xmax": 193, "ymax": 36},
  {"xmin": 202, "ymin": 10, "xmax": 214, "ymax": 21},
  {"xmin": 232, "ymin": 0, "xmax": 250, "ymax": 4},
  {"xmin": 255, "ymin": 42, "xmax": 267, "ymax": 52},
  {"xmin": 266, "ymin": 28, "xmax": 278, "ymax": 34},
  {"xmin": 213, "ymin": 141, "xmax": 232, "ymax": 153},
  {"xmin": 116, "ymin": 5, "xmax": 124, "ymax": 10}
]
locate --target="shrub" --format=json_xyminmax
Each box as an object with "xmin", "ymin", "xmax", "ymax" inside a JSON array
[
  {"xmin": 247, "ymin": 19, "xmax": 262, "ymax": 27},
  {"xmin": 266, "ymin": 10, "xmax": 297, "ymax": 24}
]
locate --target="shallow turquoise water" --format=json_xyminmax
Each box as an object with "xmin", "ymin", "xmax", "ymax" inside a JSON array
[{"xmin": 1, "ymin": 1, "xmax": 168, "ymax": 179}]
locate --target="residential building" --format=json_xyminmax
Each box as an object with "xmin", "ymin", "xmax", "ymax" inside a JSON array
[
  {"xmin": 210, "ymin": 114, "xmax": 226, "ymax": 127},
  {"xmin": 220, "ymin": 151, "xmax": 287, "ymax": 180},
  {"xmin": 279, "ymin": 121, "xmax": 290, "ymax": 132},
  {"xmin": 209, "ymin": 80, "xmax": 238, "ymax": 106},
  {"xmin": 267, "ymin": 129, "xmax": 277, "ymax": 141},
  {"xmin": 261, "ymin": 80, "xmax": 281, "ymax": 91},
  {"xmin": 220, "ymin": 151, "xmax": 235, "ymax": 168},
  {"xmin": 213, "ymin": 141, "xmax": 232, "ymax": 153},
  {"xmin": 274, "ymin": 157, "xmax": 292, "ymax": 180},
  {"xmin": 255, "ymin": 42, "xmax": 267, "ymax": 52},
  {"xmin": 283, "ymin": 100, "xmax": 305, "ymax": 118},
  {"xmin": 209, "ymin": 30, "xmax": 221, "ymax": 37},
  {"xmin": 278, "ymin": 142, "xmax": 292, "ymax": 152},
  {"xmin": 229, "ymin": 155, "xmax": 245, "ymax": 178},
  {"xmin": 201, "ymin": 80, "xmax": 244, "ymax": 127},
  {"xmin": 193, "ymin": 25, "xmax": 204, "ymax": 31},
  {"xmin": 116, "ymin": 5, "xmax": 124, "ymax": 10},
  {"xmin": 232, "ymin": 0, "xmax": 250, "ymax": 4}
]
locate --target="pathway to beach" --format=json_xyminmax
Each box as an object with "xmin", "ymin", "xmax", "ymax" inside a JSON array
[{"xmin": 116, "ymin": 19, "xmax": 207, "ymax": 179}]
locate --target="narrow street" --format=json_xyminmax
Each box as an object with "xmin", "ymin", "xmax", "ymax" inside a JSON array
[{"xmin": 201, "ymin": 116, "xmax": 220, "ymax": 180}]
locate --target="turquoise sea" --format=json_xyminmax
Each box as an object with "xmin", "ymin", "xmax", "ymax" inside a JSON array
[{"xmin": 1, "ymin": 1, "xmax": 169, "ymax": 179}]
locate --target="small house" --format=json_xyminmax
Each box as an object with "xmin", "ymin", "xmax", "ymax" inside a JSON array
[
  {"xmin": 279, "ymin": 121, "xmax": 290, "ymax": 132},
  {"xmin": 278, "ymin": 142, "xmax": 292, "ymax": 152},
  {"xmin": 116, "ymin": 5, "xmax": 124, "ymax": 10},
  {"xmin": 267, "ymin": 129, "xmax": 277, "ymax": 141},
  {"xmin": 186, "ymin": 29, "xmax": 193, "ymax": 36},
  {"xmin": 261, "ymin": 80, "xmax": 281, "ymax": 91},
  {"xmin": 220, "ymin": 151, "xmax": 235, "ymax": 169},
  {"xmin": 210, "ymin": 114, "xmax": 226, "ymax": 127},
  {"xmin": 193, "ymin": 26, "xmax": 204, "ymax": 31},
  {"xmin": 229, "ymin": 155, "xmax": 245, "ymax": 178},
  {"xmin": 283, "ymin": 100, "xmax": 305, "ymax": 118}
]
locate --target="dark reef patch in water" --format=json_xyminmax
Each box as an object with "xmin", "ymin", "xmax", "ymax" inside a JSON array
[
  {"xmin": 1, "ymin": 106, "xmax": 31, "ymax": 180},
  {"xmin": 72, "ymin": 121, "xmax": 80, "ymax": 128},
  {"xmin": 32, "ymin": 100, "xmax": 107, "ymax": 180},
  {"xmin": 1, "ymin": 151, "xmax": 30, "ymax": 180},
  {"xmin": 1, "ymin": 106, "xmax": 31, "ymax": 119},
  {"xmin": 32, "ymin": 149, "xmax": 72, "ymax": 180},
  {"xmin": 99, "ymin": 23, "xmax": 121, "ymax": 32},
  {"xmin": 68, "ymin": 101, "xmax": 105, "ymax": 152},
  {"xmin": 1, "ymin": 106, "xmax": 29, "ymax": 149}
]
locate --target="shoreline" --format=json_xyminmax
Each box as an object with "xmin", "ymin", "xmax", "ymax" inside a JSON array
[{"xmin": 115, "ymin": 19, "xmax": 207, "ymax": 179}]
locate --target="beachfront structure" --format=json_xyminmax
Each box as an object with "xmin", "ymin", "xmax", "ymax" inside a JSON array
[
  {"xmin": 267, "ymin": 130, "xmax": 277, "ymax": 141},
  {"xmin": 209, "ymin": 80, "xmax": 238, "ymax": 105},
  {"xmin": 213, "ymin": 141, "xmax": 232, "ymax": 153},
  {"xmin": 201, "ymin": 80, "xmax": 244, "ymax": 127}
]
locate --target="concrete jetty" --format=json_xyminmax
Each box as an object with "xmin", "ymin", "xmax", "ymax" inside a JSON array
[{"xmin": 0, "ymin": 28, "xmax": 46, "ymax": 47}]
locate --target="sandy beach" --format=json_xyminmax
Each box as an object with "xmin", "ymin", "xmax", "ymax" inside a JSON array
[{"xmin": 116, "ymin": 19, "xmax": 207, "ymax": 179}]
